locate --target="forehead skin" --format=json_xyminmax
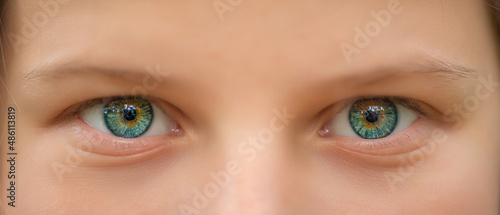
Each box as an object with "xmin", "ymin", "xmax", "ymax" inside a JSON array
[
  {"xmin": 7, "ymin": 0, "xmax": 498, "ymax": 82},
  {"xmin": 2, "ymin": 0, "xmax": 500, "ymax": 214}
]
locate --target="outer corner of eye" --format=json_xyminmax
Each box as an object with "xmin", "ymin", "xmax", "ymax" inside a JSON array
[
  {"xmin": 391, "ymin": 103, "xmax": 419, "ymax": 133},
  {"xmin": 80, "ymin": 103, "xmax": 110, "ymax": 135},
  {"xmin": 321, "ymin": 104, "xmax": 358, "ymax": 138}
]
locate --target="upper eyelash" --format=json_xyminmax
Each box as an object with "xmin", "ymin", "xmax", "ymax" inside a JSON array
[
  {"xmin": 54, "ymin": 96, "xmax": 163, "ymax": 124},
  {"xmin": 58, "ymin": 96, "xmax": 428, "ymax": 129},
  {"xmin": 338, "ymin": 96, "xmax": 426, "ymax": 116}
]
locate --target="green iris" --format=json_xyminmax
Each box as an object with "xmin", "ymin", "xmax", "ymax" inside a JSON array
[
  {"xmin": 348, "ymin": 98, "xmax": 398, "ymax": 139},
  {"xmin": 104, "ymin": 97, "xmax": 154, "ymax": 138}
]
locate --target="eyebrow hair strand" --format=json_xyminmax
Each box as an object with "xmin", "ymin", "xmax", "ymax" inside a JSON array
[
  {"xmin": 20, "ymin": 63, "xmax": 168, "ymax": 88},
  {"xmin": 409, "ymin": 55, "xmax": 477, "ymax": 79},
  {"xmin": 19, "ymin": 53, "xmax": 476, "ymax": 90}
]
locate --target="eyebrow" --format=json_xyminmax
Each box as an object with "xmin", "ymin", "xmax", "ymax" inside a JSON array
[
  {"xmin": 407, "ymin": 55, "xmax": 476, "ymax": 78},
  {"xmin": 20, "ymin": 63, "xmax": 167, "ymax": 87},
  {"xmin": 19, "ymin": 54, "xmax": 476, "ymax": 87},
  {"xmin": 333, "ymin": 55, "xmax": 477, "ymax": 87}
]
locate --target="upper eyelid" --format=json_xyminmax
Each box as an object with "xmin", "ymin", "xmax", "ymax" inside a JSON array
[
  {"xmin": 322, "ymin": 96, "xmax": 448, "ymax": 132},
  {"xmin": 54, "ymin": 96, "xmax": 166, "ymax": 124},
  {"xmin": 61, "ymin": 96, "xmax": 432, "ymax": 128},
  {"xmin": 336, "ymin": 96, "xmax": 425, "ymax": 115}
]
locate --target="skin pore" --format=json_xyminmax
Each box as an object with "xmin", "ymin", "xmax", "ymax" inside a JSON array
[{"xmin": 1, "ymin": 0, "xmax": 500, "ymax": 214}]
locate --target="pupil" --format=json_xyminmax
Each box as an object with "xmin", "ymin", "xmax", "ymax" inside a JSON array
[
  {"xmin": 123, "ymin": 106, "xmax": 137, "ymax": 121},
  {"xmin": 365, "ymin": 109, "xmax": 378, "ymax": 123}
]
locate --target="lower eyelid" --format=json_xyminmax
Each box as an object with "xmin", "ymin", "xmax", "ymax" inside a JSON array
[
  {"xmin": 316, "ymin": 118, "xmax": 437, "ymax": 157},
  {"xmin": 68, "ymin": 118, "xmax": 184, "ymax": 158}
]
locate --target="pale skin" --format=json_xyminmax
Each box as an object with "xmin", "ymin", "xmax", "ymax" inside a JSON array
[{"xmin": 1, "ymin": 0, "xmax": 499, "ymax": 214}]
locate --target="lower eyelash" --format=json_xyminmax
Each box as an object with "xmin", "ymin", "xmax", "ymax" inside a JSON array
[
  {"xmin": 318, "ymin": 118, "xmax": 435, "ymax": 156},
  {"xmin": 69, "ymin": 119, "xmax": 180, "ymax": 157}
]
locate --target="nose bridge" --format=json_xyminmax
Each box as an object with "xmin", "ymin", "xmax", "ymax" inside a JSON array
[
  {"xmin": 200, "ymin": 107, "xmax": 295, "ymax": 215},
  {"xmin": 208, "ymin": 146, "xmax": 284, "ymax": 215}
]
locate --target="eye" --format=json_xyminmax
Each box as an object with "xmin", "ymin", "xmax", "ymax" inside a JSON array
[
  {"xmin": 323, "ymin": 97, "xmax": 419, "ymax": 139},
  {"xmin": 80, "ymin": 97, "xmax": 181, "ymax": 138}
]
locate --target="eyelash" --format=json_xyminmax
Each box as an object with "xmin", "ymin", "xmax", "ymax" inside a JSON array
[
  {"xmin": 64, "ymin": 97, "xmax": 164, "ymax": 119},
  {"xmin": 62, "ymin": 96, "xmax": 186, "ymax": 157},
  {"xmin": 337, "ymin": 97, "xmax": 426, "ymax": 117},
  {"xmin": 62, "ymin": 95, "xmax": 439, "ymax": 158},
  {"xmin": 316, "ymin": 96, "xmax": 440, "ymax": 156}
]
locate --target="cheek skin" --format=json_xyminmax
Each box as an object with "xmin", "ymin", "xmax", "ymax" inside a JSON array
[
  {"xmin": 6, "ymin": 94, "xmax": 500, "ymax": 214},
  {"xmin": 14, "ymin": 122, "xmax": 200, "ymax": 214},
  {"xmin": 453, "ymin": 95, "xmax": 500, "ymax": 213},
  {"xmin": 303, "ymin": 95, "xmax": 500, "ymax": 214},
  {"xmin": 304, "ymin": 137, "xmax": 494, "ymax": 214}
]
